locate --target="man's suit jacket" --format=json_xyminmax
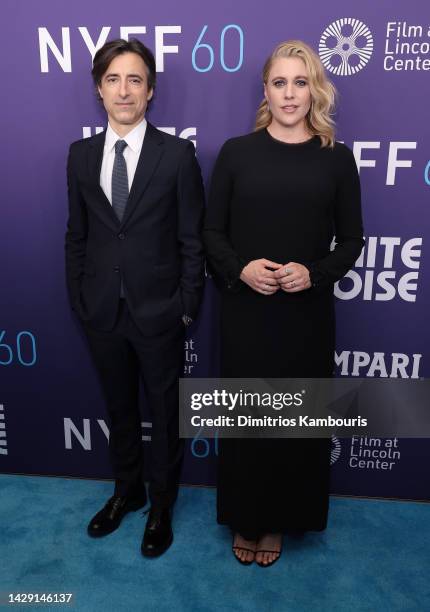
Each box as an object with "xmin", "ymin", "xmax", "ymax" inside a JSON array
[{"xmin": 65, "ymin": 122, "xmax": 205, "ymax": 334}]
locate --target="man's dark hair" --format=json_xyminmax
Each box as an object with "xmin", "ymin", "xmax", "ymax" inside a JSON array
[{"xmin": 91, "ymin": 38, "xmax": 156, "ymax": 94}]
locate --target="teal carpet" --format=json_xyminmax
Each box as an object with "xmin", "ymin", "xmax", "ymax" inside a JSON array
[{"xmin": 0, "ymin": 475, "xmax": 428, "ymax": 611}]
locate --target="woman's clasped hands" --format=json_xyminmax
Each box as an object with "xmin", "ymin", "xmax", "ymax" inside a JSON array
[{"xmin": 240, "ymin": 259, "xmax": 311, "ymax": 294}]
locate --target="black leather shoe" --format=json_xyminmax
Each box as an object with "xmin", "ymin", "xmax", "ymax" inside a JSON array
[
  {"xmin": 141, "ymin": 508, "xmax": 173, "ymax": 557},
  {"xmin": 87, "ymin": 494, "xmax": 146, "ymax": 538}
]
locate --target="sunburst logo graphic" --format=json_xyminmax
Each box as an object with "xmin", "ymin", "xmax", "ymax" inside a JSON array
[
  {"xmin": 319, "ymin": 18, "xmax": 373, "ymax": 76},
  {"xmin": 330, "ymin": 436, "xmax": 341, "ymax": 465}
]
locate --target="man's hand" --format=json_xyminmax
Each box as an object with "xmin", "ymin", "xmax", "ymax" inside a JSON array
[
  {"xmin": 240, "ymin": 259, "xmax": 283, "ymax": 295},
  {"xmin": 274, "ymin": 262, "xmax": 311, "ymax": 293}
]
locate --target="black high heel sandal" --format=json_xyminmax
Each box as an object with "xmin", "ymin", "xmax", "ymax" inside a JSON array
[
  {"xmin": 255, "ymin": 548, "xmax": 282, "ymax": 568},
  {"xmin": 232, "ymin": 535, "xmax": 256, "ymax": 565}
]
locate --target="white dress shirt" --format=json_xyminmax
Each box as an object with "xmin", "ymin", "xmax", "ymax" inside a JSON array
[{"xmin": 100, "ymin": 119, "xmax": 147, "ymax": 204}]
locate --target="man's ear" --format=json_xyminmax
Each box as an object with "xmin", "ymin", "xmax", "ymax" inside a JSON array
[
  {"xmin": 98, "ymin": 86, "xmax": 103, "ymax": 99},
  {"xmin": 147, "ymin": 88, "xmax": 154, "ymax": 102}
]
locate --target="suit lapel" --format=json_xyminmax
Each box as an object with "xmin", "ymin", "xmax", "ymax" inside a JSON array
[
  {"xmin": 120, "ymin": 122, "xmax": 164, "ymax": 228},
  {"xmin": 87, "ymin": 130, "xmax": 120, "ymax": 228}
]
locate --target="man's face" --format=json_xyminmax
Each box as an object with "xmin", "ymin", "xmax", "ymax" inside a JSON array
[{"xmin": 98, "ymin": 52, "xmax": 153, "ymax": 135}]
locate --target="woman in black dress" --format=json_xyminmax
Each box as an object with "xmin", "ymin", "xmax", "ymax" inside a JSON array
[{"xmin": 203, "ymin": 41, "xmax": 364, "ymax": 566}]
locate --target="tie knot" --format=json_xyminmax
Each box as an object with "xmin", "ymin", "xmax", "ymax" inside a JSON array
[{"xmin": 115, "ymin": 140, "xmax": 127, "ymax": 155}]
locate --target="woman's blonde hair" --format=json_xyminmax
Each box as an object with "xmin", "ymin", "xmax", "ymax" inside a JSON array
[{"xmin": 255, "ymin": 40, "xmax": 337, "ymax": 147}]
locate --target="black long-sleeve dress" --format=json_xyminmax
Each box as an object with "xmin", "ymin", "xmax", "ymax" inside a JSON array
[{"xmin": 203, "ymin": 128, "xmax": 364, "ymax": 540}]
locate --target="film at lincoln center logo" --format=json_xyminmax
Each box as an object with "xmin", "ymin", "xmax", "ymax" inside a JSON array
[{"xmin": 319, "ymin": 18, "xmax": 374, "ymax": 76}]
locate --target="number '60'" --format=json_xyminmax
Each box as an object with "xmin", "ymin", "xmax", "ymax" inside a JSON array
[
  {"xmin": 192, "ymin": 25, "xmax": 244, "ymax": 73},
  {"xmin": 0, "ymin": 331, "xmax": 37, "ymax": 366}
]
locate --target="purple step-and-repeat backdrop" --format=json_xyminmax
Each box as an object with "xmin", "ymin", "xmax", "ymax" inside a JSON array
[{"xmin": 1, "ymin": 1, "xmax": 429, "ymax": 500}]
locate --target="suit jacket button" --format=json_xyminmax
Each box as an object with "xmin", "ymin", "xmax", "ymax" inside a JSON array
[
  {"xmin": 114, "ymin": 266, "xmax": 120, "ymax": 272},
  {"xmin": 118, "ymin": 233, "xmax": 125, "ymax": 240}
]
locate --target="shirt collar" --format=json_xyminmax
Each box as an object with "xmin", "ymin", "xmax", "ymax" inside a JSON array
[{"xmin": 105, "ymin": 118, "xmax": 147, "ymax": 154}]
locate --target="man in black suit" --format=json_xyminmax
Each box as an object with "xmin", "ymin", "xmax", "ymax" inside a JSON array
[{"xmin": 65, "ymin": 39, "xmax": 204, "ymax": 557}]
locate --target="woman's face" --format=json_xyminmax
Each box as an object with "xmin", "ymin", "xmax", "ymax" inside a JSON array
[{"xmin": 264, "ymin": 56, "xmax": 312, "ymax": 133}]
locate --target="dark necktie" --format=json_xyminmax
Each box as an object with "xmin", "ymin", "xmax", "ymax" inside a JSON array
[{"xmin": 111, "ymin": 140, "xmax": 129, "ymax": 222}]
